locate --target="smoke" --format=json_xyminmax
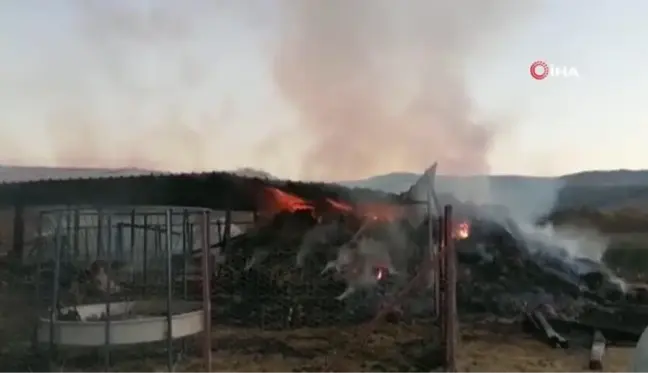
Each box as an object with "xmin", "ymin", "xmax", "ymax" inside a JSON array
[
  {"xmin": 272, "ymin": 0, "xmax": 533, "ymax": 180},
  {"xmin": 1, "ymin": 0, "xmax": 233, "ymax": 171},
  {"xmin": 3, "ymin": 1, "xmax": 536, "ymax": 180}
]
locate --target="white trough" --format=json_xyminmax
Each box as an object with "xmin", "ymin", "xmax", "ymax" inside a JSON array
[{"xmin": 37, "ymin": 300, "xmax": 204, "ymax": 347}]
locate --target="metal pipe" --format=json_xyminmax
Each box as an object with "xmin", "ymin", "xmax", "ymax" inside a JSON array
[
  {"xmin": 153, "ymin": 220, "xmax": 159, "ymax": 261},
  {"xmin": 182, "ymin": 210, "xmax": 189, "ymax": 300},
  {"xmin": 200, "ymin": 210, "xmax": 212, "ymax": 371},
  {"xmin": 142, "ymin": 214, "xmax": 149, "ymax": 295},
  {"xmin": 97, "ymin": 209, "xmax": 104, "ymax": 259},
  {"xmin": 224, "ymin": 209, "xmax": 232, "ymax": 246},
  {"xmin": 111, "ymin": 223, "xmax": 183, "ymax": 235},
  {"xmin": 155, "ymin": 223, "xmax": 162, "ymax": 284},
  {"xmin": 12, "ymin": 204, "xmax": 25, "ymax": 258},
  {"xmin": 84, "ymin": 224, "xmax": 90, "ymax": 263},
  {"xmin": 64, "ymin": 207, "xmax": 72, "ymax": 262},
  {"xmin": 106, "ymin": 214, "xmax": 113, "ymax": 263},
  {"xmin": 34, "ymin": 211, "xmax": 44, "ymax": 307},
  {"xmin": 32, "ymin": 211, "xmax": 44, "ymax": 352},
  {"xmin": 129, "ymin": 210, "xmax": 136, "ymax": 274},
  {"xmin": 180, "ymin": 210, "xmax": 189, "ymax": 354},
  {"xmin": 104, "ymin": 212, "xmax": 112, "ymax": 371},
  {"xmin": 72, "ymin": 209, "xmax": 80, "ymax": 259},
  {"xmin": 49, "ymin": 211, "xmax": 64, "ymax": 358},
  {"xmin": 116, "ymin": 225, "xmax": 123, "ymax": 262},
  {"xmin": 165, "ymin": 209, "xmax": 174, "ymax": 372}
]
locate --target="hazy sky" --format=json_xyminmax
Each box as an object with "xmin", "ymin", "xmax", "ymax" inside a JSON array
[{"xmin": 0, "ymin": 1, "xmax": 646, "ymax": 180}]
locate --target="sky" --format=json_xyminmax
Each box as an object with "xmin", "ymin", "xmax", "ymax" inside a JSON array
[{"xmin": 0, "ymin": 0, "xmax": 647, "ymax": 181}]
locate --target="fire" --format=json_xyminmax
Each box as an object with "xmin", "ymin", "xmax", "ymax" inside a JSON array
[
  {"xmin": 325, "ymin": 198, "xmax": 354, "ymax": 213},
  {"xmin": 453, "ymin": 221, "xmax": 470, "ymax": 240},
  {"xmin": 261, "ymin": 187, "xmax": 313, "ymax": 215},
  {"xmin": 376, "ymin": 266, "xmax": 386, "ymax": 280},
  {"xmin": 260, "ymin": 185, "xmax": 405, "ymax": 223}
]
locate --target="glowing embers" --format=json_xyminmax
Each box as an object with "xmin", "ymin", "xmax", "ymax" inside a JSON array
[{"xmin": 453, "ymin": 221, "xmax": 470, "ymax": 240}]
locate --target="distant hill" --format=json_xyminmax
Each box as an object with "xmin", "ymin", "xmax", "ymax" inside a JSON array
[
  {"xmin": 339, "ymin": 169, "xmax": 648, "ymax": 193},
  {"xmin": 1, "ymin": 165, "xmax": 648, "ymax": 212},
  {"xmin": 339, "ymin": 169, "xmax": 648, "ymax": 213}
]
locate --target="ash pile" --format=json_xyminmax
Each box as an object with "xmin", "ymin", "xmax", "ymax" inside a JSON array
[{"xmin": 208, "ymin": 166, "xmax": 647, "ymax": 330}]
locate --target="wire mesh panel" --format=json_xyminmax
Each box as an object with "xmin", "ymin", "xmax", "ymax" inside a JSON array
[{"xmin": 24, "ymin": 206, "xmax": 213, "ymax": 372}]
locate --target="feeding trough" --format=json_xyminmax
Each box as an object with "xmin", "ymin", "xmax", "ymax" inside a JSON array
[{"xmin": 37, "ymin": 300, "xmax": 204, "ymax": 346}]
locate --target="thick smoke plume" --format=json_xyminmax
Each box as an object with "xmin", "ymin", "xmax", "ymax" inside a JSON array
[
  {"xmin": 2, "ymin": 0, "xmax": 534, "ymax": 179},
  {"xmin": 273, "ymin": 0, "xmax": 532, "ymax": 180},
  {"xmin": 1, "ymin": 0, "xmax": 228, "ymax": 171}
]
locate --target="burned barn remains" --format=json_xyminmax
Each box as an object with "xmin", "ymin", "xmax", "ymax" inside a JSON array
[
  {"xmin": 29, "ymin": 206, "xmax": 214, "ymax": 372},
  {"xmin": 2, "ymin": 165, "xmax": 648, "ymax": 371},
  {"xmin": 203, "ymin": 167, "xmax": 648, "ymax": 368}
]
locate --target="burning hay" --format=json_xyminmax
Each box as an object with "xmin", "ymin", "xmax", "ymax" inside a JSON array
[{"xmin": 203, "ymin": 180, "xmax": 646, "ymax": 332}]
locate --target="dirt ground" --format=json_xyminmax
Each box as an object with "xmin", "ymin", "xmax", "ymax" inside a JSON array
[
  {"xmin": 6, "ymin": 320, "xmax": 632, "ymax": 372},
  {"xmin": 174, "ymin": 323, "xmax": 634, "ymax": 372},
  {"xmin": 0, "ymin": 260, "xmax": 636, "ymax": 372}
]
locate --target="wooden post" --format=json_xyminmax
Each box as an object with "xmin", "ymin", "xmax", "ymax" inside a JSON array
[
  {"xmin": 435, "ymin": 215, "xmax": 445, "ymax": 320},
  {"xmin": 443, "ymin": 204, "xmax": 457, "ymax": 372},
  {"xmin": 426, "ymin": 192, "xmax": 435, "ymax": 316}
]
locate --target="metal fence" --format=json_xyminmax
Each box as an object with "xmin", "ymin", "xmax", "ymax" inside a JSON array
[
  {"xmin": 28, "ymin": 206, "xmax": 214, "ymax": 372},
  {"xmin": 2, "ymin": 204, "xmax": 459, "ymax": 372}
]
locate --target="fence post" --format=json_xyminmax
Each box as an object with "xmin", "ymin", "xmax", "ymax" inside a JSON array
[{"xmin": 443, "ymin": 205, "xmax": 457, "ymax": 372}]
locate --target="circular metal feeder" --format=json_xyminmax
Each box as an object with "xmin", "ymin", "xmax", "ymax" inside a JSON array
[{"xmin": 37, "ymin": 300, "xmax": 204, "ymax": 347}]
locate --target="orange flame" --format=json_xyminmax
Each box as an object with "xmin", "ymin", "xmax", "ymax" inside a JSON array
[
  {"xmin": 325, "ymin": 198, "xmax": 354, "ymax": 213},
  {"xmin": 260, "ymin": 186, "xmax": 405, "ymax": 223},
  {"xmin": 261, "ymin": 186, "xmax": 313, "ymax": 216},
  {"xmin": 453, "ymin": 221, "xmax": 470, "ymax": 240}
]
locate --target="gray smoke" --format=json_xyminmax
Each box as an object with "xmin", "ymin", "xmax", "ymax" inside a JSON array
[
  {"xmin": 1, "ymin": 0, "xmax": 230, "ymax": 171},
  {"xmin": 2, "ymin": 0, "xmax": 537, "ymax": 179},
  {"xmin": 272, "ymin": 0, "xmax": 535, "ymax": 180}
]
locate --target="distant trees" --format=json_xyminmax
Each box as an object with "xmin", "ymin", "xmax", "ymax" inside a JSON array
[{"xmin": 544, "ymin": 207, "xmax": 648, "ymax": 233}]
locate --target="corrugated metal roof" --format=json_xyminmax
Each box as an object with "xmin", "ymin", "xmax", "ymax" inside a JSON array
[{"xmin": 0, "ymin": 166, "xmax": 170, "ymax": 184}]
